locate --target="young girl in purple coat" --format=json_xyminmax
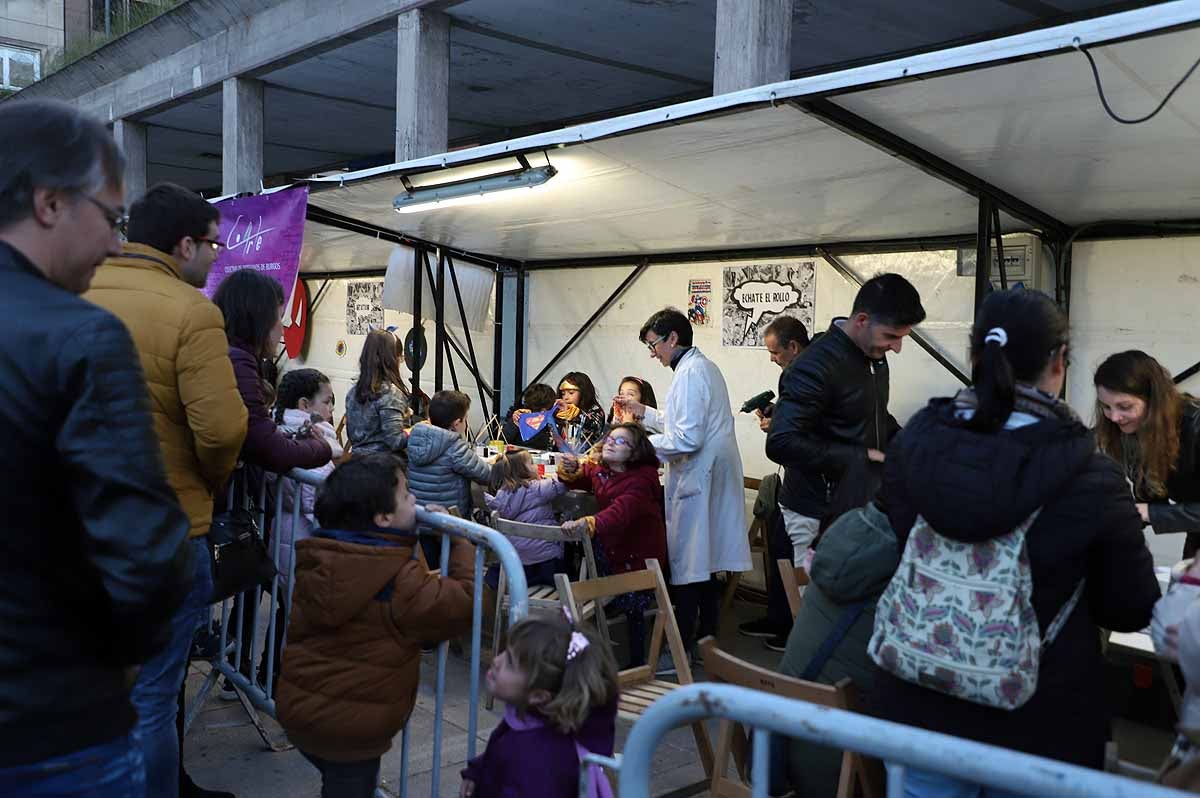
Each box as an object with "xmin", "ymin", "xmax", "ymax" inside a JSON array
[
  {"xmin": 485, "ymin": 450, "xmax": 567, "ymax": 588},
  {"xmin": 461, "ymin": 616, "xmax": 619, "ymax": 798}
]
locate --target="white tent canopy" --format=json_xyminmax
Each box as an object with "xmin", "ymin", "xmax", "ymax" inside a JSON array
[{"xmin": 303, "ymin": 0, "xmax": 1200, "ymax": 266}]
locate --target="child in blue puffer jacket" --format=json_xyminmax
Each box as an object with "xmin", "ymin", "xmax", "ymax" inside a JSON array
[{"xmin": 406, "ymin": 391, "xmax": 495, "ymax": 564}]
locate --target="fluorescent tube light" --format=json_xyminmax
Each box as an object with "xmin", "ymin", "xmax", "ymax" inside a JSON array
[{"xmin": 394, "ymin": 164, "xmax": 557, "ymax": 214}]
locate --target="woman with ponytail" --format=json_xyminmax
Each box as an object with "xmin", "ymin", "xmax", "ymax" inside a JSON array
[
  {"xmin": 873, "ymin": 289, "xmax": 1159, "ymax": 794},
  {"xmin": 1094, "ymin": 350, "xmax": 1200, "ymax": 559}
]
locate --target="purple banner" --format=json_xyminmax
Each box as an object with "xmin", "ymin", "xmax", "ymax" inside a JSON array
[{"xmin": 202, "ymin": 185, "xmax": 309, "ymax": 303}]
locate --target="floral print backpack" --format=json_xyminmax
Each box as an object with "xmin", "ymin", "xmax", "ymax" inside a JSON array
[{"xmin": 868, "ymin": 509, "xmax": 1085, "ymax": 710}]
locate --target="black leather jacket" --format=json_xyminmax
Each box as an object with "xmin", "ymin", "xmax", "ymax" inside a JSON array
[
  {"xmin": 0, "ymin": 241, "xmax": 192, "ymax": 767},
  {"xmin": 765, "ymin": 320, "xmax": 898, "ymax": 517}
]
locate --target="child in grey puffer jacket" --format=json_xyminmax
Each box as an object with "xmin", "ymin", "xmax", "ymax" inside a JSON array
[{"xmin": 407, "ymin": 392, "xmax": 495, "ymax": 562}]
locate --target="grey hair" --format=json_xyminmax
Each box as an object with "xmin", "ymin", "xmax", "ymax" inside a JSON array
[{"xmin": 0, "ymin": 99, "xmax": 125, "ymax": 229}]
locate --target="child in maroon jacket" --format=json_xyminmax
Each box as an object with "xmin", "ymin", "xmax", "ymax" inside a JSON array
[
  {"xmin": 462, "ymin": 616, "xmax": 618, "ymax": 798},
  {"xmin": 559, "ymin": 422, "xmax": 667, "ymax": 666}
]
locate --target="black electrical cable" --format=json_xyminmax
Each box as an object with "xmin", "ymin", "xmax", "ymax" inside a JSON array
[{"xmin": 1077, "ymin": 40, "xmax": 1200, "ymax": 125}]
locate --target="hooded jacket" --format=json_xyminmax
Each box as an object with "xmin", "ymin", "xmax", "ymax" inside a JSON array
[
  {"xmin": 873, "ymin": 398, "xmax": 1160, "ymax": 768},
  {"xmin": 461, "ymin": 698, "xmax": 617, "ymax": 798},
  {"xmin": 778, "ymin": 501, "xmax": 898, "ymax": 797},
  {"xmin": 270, "ymin": 409, "xmax": 343, "ymax": 587},
  {"xmin": 85, "ymin": 243, "xmax": 247, "ymax": 537},
  {"xmin": 766, "ymin": 320, "xmax": 899, "ymax": 517},
  {"xmin": 562, "ymin": 462, "xmax": 669, "ymax": 576},
  {"xmin": 486, "ymin": 478, "xmax": 567, "ymax": 565},
  {"xmin": 276, "ymin": 528, "xmax": 475, "ymax": 761},
  {"xmin": 406, "ymin": 422, "xmax": 494, "ymax": 513}
]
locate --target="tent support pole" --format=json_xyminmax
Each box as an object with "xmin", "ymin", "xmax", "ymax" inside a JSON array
[
  {"xmin": 817, "ymin": 248, "xmax": 969, "ymax": 386},
  {"xmin": 526, "ymin": 259, "xmax": 651, "ymax": 392},
  {"xmin": 514, "ymin": 267, "xmax": 526, "ymax": 409},
  {"xmin": 796, "ymin": 98, "xmax": 1070, "ymax": 241},
  {"xmin": 435, "ymin": 249, "xmax": 446, "ymax": 392},
  {"xmin": 975, "ymin": 198, "xmax": 993, "ymax": 313},
  {"xmin": 412, "ymin": 247, "xmax": 425, "ymax": 414},
  {"xmin": 992, "ymin": 206, "xmax": 1007, "ymax": 290},
  {"xmin": 493, "ymin": 270, "xmax": 505, "ymax": 417},
  {"xmin": 441, "ymin": 254, "xmax": 492, "ymax": 417}
]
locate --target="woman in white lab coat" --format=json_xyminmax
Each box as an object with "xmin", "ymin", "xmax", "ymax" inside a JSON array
[{"xmin": 617, "ymin": 308, "xmax": 751, "ymax": 661}]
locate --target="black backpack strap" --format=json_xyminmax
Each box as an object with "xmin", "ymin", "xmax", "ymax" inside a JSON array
[{"xmin": 800, "ymin": 600, "xmax": 870, "ymax": 682}]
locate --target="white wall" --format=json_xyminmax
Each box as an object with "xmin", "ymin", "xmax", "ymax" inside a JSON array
[{"xmin": 284, "ymin": 277, "xmax": 498, "ymax": 434}]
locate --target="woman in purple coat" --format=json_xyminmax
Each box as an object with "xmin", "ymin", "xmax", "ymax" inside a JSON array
[
  {"xmin": 213, "ymin": 269, "xmax": 331, "ymax": 476},
  {"xmin": 212, "ymin": 269, "xmax": 330, "ymax": 695}
]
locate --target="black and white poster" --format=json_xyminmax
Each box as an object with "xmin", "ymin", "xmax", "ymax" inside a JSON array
[
  {"xmin": 722, "ymin": 262, "xmax": 815, "ymax": 348},
  {"xmin": 346, "ymin": 280, "xmax": 384, "ymax": 336}
]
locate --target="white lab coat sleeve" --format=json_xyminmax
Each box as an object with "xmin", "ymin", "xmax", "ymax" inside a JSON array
[
  {"xmin": 650, "ymin": 366, "xmax": 709, "ymax": 460},
  {"xmin": 642, "ymin": 405, "xmax": 665, "ymax": 433},
  {"xmin": 1153, "ymin": 582, "xmax": 1200, "ymax": 662}
]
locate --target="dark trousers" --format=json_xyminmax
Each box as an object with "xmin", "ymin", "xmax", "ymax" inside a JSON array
[
  {"xmin": 300, "ymin": 751, "xmax": 381, "ymax": 798},
  {"xmin": 765, "ymin": 509, "xmax": 795, "ymax": 631},
  {"xmin": 670, "ymin": 576, "xmax": 721, "ymax": 653}
]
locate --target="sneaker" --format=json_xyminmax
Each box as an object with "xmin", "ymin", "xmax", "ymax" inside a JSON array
[
  {"xmin": 738, "ymin": 617, "xmax": 785, "ymax": 639},
  {"xmin": 764, "ymin": 633, "xmax": 788, "ymax": 653},
  {"xmin": 655, "ymin": 650, "xmax": 677, "ymax": 677}
]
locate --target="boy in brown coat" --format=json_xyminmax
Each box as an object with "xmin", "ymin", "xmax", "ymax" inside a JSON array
[{"xmin": 277, "ymin": 453, "xmax": 475, "ymax": 797}]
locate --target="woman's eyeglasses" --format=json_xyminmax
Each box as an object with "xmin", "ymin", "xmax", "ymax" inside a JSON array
[{"xmin": 603, "ymin": 436, "xmax": 633, "ymax": 448}]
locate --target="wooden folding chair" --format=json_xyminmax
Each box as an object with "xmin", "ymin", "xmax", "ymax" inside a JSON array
[
  {"xmin": 698, "ymin": 636, "xmax": 882, "ymax": 798},
  {"xmin": 721, "ymin": 476, "xmax": 772, "ymax": 616},
  {"xmin": 557, "ymin": 559, "xmax": 715, "ymax": 778},
  {"xmin": 777, "ymin": 558, "xmax": 809, "ymax": 620},
  {"xmin": 487, "ymin": 510, "xmax": 607, "ymax": 708}
]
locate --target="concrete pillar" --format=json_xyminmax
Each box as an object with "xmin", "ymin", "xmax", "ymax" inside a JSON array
[
  {"xmin": 714, "ymin": 0, "xmax": 793, "ymax": 95},
  {"xmin": 222, "ymin": 77, "xmax": 264, "ymax": 195},
  {"xmin": 396, "ymin": 9, "xmax": 449, "ymax": 162},
  {"xmin": 112, "ymin": 119, "xmax": 147, "ymax": 205}
]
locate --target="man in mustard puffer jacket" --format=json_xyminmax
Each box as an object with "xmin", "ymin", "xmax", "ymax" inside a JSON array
[{"xmin": 85, "ymin": 182, "xmax": 248, "ymax": 798}]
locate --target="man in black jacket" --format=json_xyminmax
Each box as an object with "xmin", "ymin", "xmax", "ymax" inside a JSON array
[
  {"xmin": 0, "ymin": 100, "xmax": 192, "ymax": 796},
  {"xmin": 766, "ymin": 273, "xmax": 925, "ymax": 580},
  {"xmin": 739, "ymin": 315, "xmax": 812, "ymax": 651}
]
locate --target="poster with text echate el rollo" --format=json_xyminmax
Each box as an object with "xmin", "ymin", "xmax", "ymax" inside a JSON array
[{"xmin": 721, "ymin": 261, "xmax": 815, "ymax": 348}]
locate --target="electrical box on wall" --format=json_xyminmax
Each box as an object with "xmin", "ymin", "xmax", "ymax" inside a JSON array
[{"xmin": 956, "ymin": 234, "xmax": 1048, "ymax": 294}]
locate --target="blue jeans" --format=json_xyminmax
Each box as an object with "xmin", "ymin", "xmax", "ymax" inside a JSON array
[
  {"xmin": 902, "ymin": 767, "xmax": 1036, "ymax": 798},
  {"xmin": 0, "ymin": 732, "xmax": 144, "ymax": 797},
  {"xmin": 129, "ymin": 538, "xmax": 212, "ymax": 798}
]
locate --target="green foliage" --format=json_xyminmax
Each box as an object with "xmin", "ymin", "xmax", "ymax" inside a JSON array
[{"xmin": 45, "ymin": 0, "xmax": 186, "ymax": 76}]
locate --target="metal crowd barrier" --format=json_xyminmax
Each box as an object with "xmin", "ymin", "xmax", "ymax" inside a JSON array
[
  {"xmin": 185, "ymin": 468, "xmax": 529, "ymax": 798},
  {"xmin": 598, "ymin": 683, "xmax": 1192, "ymax": 798}
]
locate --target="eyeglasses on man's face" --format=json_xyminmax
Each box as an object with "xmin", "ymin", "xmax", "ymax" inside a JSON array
[
  {"xmin": 80, "ymin": 193, "xmax": 128, "ymax": 235},
  {"xmin": 194, "ymin": 237, "xmax": 225, "ymax": 253},
  {"xmin": 644, "ymin": 335, "xmax": 665, "ymax": 353}
]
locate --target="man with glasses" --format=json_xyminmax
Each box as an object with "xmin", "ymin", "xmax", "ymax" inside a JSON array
[
  {"xmin": 617, "ymin": 308, "xmax": 750, "ymax": 671},
  {"xmin": 86, "ymin": 182, "xmax": 247, "ymax": 798},
  {"xmin": 0, "ymin": 100, "xmax": 192, "ymax": 797}
]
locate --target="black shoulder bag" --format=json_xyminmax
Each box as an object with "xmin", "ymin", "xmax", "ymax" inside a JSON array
[{"xmin": 208, "ymin": 466, "xmax": 278, "ymax": 603}]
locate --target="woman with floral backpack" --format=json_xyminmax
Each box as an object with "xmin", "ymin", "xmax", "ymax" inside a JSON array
[{"xmin": 870, "ymin": 288, "xmax": 1159, "ymax": 797}]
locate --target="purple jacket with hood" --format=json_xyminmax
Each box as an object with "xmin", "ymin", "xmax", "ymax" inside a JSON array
[
  {"xmin": 485, "ymin": 478, "xmax": 566, "ymax": 565},
  {"xmin": 461, "ymin": 699, "xmax": 616, "ymax": 798}
]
